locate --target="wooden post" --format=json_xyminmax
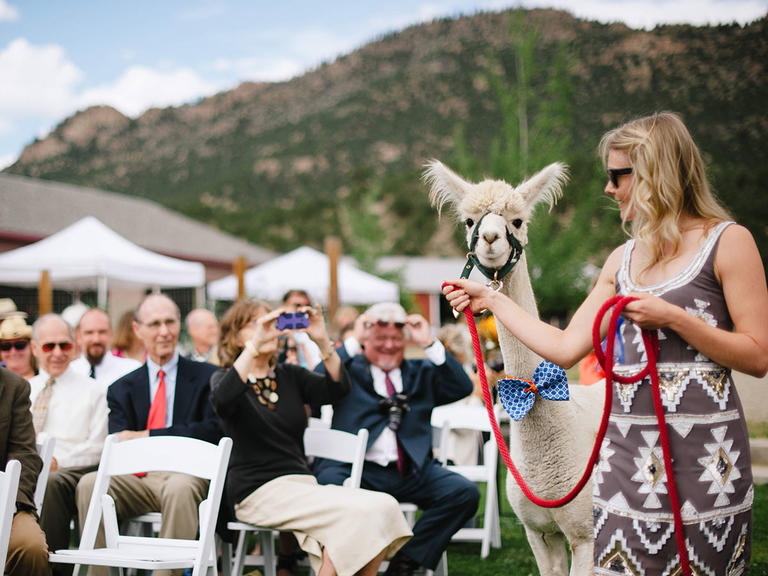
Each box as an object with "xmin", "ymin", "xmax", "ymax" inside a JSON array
[
  {"xmin": 233, "ymin": 255, "xmax": 247, "ymax": 301},
  {"xmin": 325, "ymin": 237, "xmax": 341, "ymax": 332},
  {"xmin": 38, "ymin": 270, "xmax": 52, "ymax": 315}
]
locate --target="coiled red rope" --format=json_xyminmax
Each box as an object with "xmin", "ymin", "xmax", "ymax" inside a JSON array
[{"xmin": 452, "ymin": 289, "xmax": 691, "ymax": 574}]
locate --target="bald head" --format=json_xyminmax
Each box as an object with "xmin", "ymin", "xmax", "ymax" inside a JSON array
[
  {"xmin": 76, "ymin": 308, "xmax": 113, "ymax": 365},
  {"xmin": 134, "ymin": 294, "xmax": 181, "ymax": 365},
  {"xmin": 32, "ymin": 314, "xmax": 74, "ymax": 377},
  {"xmin": 186, "ymin": 308, "xmax": 219, "ymax": 354}
]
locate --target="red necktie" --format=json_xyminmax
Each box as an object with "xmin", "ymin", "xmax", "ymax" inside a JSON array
[
  {"xmin": 146, "ymin": 369, "xmax": 167, "ymax": 430},
  {"xmin": 384, "ymin": 371, "xmax": 408, "ymax": 477}
]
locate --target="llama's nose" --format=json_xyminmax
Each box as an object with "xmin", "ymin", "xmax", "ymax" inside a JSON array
[{"xmin": 482, "ymin": 230, "xmax": 500, "ymax": 244}]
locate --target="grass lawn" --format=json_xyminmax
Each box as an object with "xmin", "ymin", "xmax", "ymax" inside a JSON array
[{"xmin": 443, "ymin": 472, "xmax": 768, "ymax": 575}]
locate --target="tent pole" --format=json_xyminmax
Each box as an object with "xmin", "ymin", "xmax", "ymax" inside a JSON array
[
  {"xmin": 38, "ymin": 270, "xmax": 53, "ymax": 315},
  {"xmin": 97, "ymin": 276, "xmax": 108, "ymax": 310},
  {"xmin": 233, "ymin": 255, "xmax": 247, "ymax": 301},
  {"xmin": 325, "ymin": 237, "xmax": 341, "ymax": 333}
]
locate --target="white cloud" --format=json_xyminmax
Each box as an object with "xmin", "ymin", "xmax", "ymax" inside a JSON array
[
  {"xmin": 211, "ymin": 56, "xmax": 304, "ymax": 82},
  {"xmin": 0, "ymin": 38, "xmax": 83, "ymax": 116},
  {"xmin": 0, "ymin": 0, "xmax": 19, "ymax": 22},
  {"xmin": 0, "ymin": 152, "xmax": 17, "ymax": 170},
  {"xmin": 77, "ymin": 65, "xmax": 221, "ymax": 117}
]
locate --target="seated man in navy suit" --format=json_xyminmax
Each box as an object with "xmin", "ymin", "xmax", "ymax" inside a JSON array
[
  {"xmin": 315, "ymin": 303, "xmax": 479, "ymax": 576},
  {"xmin": 76, "ymin": 294, "xmax": 222, "ymax": 576}
]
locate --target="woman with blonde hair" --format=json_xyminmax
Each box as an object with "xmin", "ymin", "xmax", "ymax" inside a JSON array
[
  {"xmin": 211, "ymin": 299, "xmax": 411, "ymax": 576},
  {"xmin": 444, "ymin": 112, "xmax": 768, "ymax": 573}
]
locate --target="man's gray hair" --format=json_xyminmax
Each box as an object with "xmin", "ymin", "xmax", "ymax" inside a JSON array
[
  {"xmin": 364, "ymin": 302, "xmax": 407, "ymax": 324},
  {"xmin": 32, "ymin": 313, "xmax": 74, "ymax": 341}
]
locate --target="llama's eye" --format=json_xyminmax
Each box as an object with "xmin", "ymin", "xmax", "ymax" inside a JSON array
[
  {"xmin": 465, "ymin": 218, "xmax": 474, "ymax": 228},
  {"xmin": 512, "ymin": 219, "xmax": 523, "ymax": 229}
]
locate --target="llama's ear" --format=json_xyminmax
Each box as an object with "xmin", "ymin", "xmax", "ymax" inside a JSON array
[
  {"xmin": 423, "ymin": 159, "xmax": 473, "ymax": 216},
  {"xmin": 516, "ymin": 162, "xmax": 569, "ymax": 212}
]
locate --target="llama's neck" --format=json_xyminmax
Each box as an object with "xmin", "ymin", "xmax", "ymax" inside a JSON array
[{"xmin": 497, "ymin": 252, "xmax": 542, "ymax": 380}]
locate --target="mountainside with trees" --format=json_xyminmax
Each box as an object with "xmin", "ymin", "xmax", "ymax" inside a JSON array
[{"xmin": 6, "ymin": 8, "xmax": 767, "ymax": 316}]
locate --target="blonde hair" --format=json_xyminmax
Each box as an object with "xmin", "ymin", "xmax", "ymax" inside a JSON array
[
  {"xmin": 599, "ymin": 111, "xmax": 731, "ymax": 269},
  {"xmin": 218, "ymin": 299, "xmax": 272, "ymax": 368}
]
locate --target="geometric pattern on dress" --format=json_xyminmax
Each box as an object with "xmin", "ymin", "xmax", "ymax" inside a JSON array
[
  {"xmin": 617, "ymin": 378, "xmax": 642, "ymax": 413},
  {"xmin": 694, "ymin": 368, "xmax": 731, "ymax": 411},
  {"xmin": 632, "ymin": 517, "xmax": 674, "ymax": 554},
  {"xmin": 725, "ymin": 522, "xmax": 748, "ymax": 576},
  {"xmin": 668, "ymin": 419, "xmax": 695, "ymax": 440},
  {"xmin": 597, "ymin": 529, "xmax": 645, "ymax": 576},
  {"xmin": 699, "ymin": 514, "xmax": 734, "ymax": 553},
  {"xmin": 660, "ymin": 540, "xmax": 716, "ymax": 576},
  {"xmin": 657, "ymin": 369, "xmax": 692, "ymax": 413},
  {"xmin": 632, "ymin": 430, "xmax": 668, "ymax": 509},
  {"xmin": 616, "ymin": 419, "xmax": 633, "ymax": 438},
  {"xmin": 593, "ymin": 505, "xmax": 608, "ymax": 538},
  {"xmin": 685, "ymin": 298, "xmax": 717, "ymax": 363},
  {"xmin": 594, "ymin": 436, "xmax": 615, "ymax": 495},
  {"xmin": 697, "ymin": 425, "xmax": 741, "ymax": 507}
]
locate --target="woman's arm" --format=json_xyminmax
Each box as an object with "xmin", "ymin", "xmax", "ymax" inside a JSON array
[
  {"xmin": 443, "ymin": 246, "xmax": 622, "ymax": 368},
  {"xmin": 622, "ymin": 224, "xmax": 768, "ymax": 376}
]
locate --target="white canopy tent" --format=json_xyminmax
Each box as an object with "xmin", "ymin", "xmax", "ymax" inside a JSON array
[
  {"xmin": 0, "ymin": 216, "xmax": 206, "ymax": 308},
  {"xmin": 207, "ymin": 246, "xmax": 399, "ymax": 305}
]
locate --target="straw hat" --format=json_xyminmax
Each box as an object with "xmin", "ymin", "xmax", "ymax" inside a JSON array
[
  {"xmin": 0, "ymin": 298, "xmax": 26, "ymax": 320},
  {"xmin": 0, "ymin": 316, "xmax": 33, "ymax": 341}
]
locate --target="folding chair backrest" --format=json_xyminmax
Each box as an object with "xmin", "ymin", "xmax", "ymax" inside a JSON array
[
  {"xmin": 34, "ymin": 435, "xmax": 56, "ymax": 514},
  {"xmin": 0, "ymin": 460, "xmax": 21, "ymax": 569},
  {"xmin": 78, "ymin": 434, "xmax": 232, "ymax": 555},
  {"xmin": 303, "ymin": 427, "xmax": 368, "ymax": 488}
]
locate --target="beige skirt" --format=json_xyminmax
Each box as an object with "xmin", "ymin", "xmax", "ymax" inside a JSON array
[{"xmin": 234, "ymin": 474, "xmax": 412, "ymax": 576}]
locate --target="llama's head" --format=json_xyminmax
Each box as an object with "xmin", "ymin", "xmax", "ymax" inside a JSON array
[{"xmin": 424, "ymin": 160, "xmax": 568, "ymax": 280}]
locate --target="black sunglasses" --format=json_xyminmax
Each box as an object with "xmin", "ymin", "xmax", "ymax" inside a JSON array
[
  {"xmin": 0, "ymin": 340, "xmax": 29, "ymax": 352},
  {"xmin": 365, "ymin": 320, "xmax": 406, "ymax": 329},
  {"xmin": 607, "ymin": 167, "xmax": 633, "ymax": 188}
]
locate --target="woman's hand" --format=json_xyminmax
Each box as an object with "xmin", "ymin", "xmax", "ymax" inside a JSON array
[
  {"xmin": 442, "ymin": 279, "xmax": 496, "ymax": 315},
  {"xmin": 250, "ymin": 309, "xmax": 281, "ymax": 351},
  {"xmin": 621, "ymin": 292, "xmax": 681, "ymax": 330},
  {"xmin": 303, "ymin": 305, "xmax": 331, "ymax": 348}
]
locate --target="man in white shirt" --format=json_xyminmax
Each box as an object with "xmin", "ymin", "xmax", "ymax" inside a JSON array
[
  {"xmin": 30, "ymin": 313, "xmax": 108, "ymax": 575},
  {"xmin": 70, "ymin": 308, "xmax": 141, "ymax": 386},
  {"xmin": 184, "ymin": 308, "xmax": 219, "ymax": 364}
]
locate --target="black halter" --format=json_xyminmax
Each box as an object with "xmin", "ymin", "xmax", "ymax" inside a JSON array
[{"xmin": 460, "ymin": 213, "xmax": 524, "ymax": 288}]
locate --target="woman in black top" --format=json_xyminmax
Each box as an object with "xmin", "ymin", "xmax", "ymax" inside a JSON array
[{"xmin": 211, "ymin": 299, "xmax": 411, "ymax": 576}]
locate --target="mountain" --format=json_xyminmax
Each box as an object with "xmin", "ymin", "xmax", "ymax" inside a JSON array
[{"xmin": 6, "ymin": 8, "xmax": 767, "ymax": 316}]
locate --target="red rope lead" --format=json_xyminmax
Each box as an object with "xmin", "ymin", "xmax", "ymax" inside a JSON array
[{"xmin": 454, "ymin": 287, "xmax": 691, "ymax": 575}]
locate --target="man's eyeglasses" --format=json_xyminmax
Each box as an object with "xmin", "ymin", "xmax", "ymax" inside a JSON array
[
  {"xmin": 40, "ymin": 341, "xmax": 73, "ymax": 353},
  {"xmin": 139, "ymin": 318, "xmax": 179, "ymax": 331},
  {"xmin": 0, "ymin": 340, "xmax": 29, "ymax": 352},
  {"xmin": 365, "ymin": 320, "xmax": 406, "ymax": 329},
  {"xmin": 607, "ymin": 167, "xmax": 633, "ymax": 188}
]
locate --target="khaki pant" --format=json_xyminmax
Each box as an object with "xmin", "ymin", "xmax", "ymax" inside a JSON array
[
  {"xmin": 76, "ymin": 470, "xmax": 208, "ymax": 576},
  {"xmin": 6, "ymin": 510, "xmax": 50, "ymax": 576}
]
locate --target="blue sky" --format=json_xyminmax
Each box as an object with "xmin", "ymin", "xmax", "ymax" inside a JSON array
[{"xmin": 0, "ymin": 0, "xmax": 765, "ymax": 170}]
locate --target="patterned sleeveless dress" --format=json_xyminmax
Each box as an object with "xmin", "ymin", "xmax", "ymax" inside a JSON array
[{"xmin": 593, "ymin": 221, "xmax": 752, "ymax": 575}]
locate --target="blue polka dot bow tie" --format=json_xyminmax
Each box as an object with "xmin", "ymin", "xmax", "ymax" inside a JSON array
[{"xmin": 498, "ymin": 361, "xmax": 569, "ymax": 421}]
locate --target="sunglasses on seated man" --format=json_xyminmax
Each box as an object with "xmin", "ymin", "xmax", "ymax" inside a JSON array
[
  {"xmin": 365, "ymin": 320, "xmax": 406, "ymax": 329},
  {"xmin": 40, "ymin": 341, "xmax": 74, "ymax": 353},
  {"xmin": 0, "ymin": 340, "xmax": 29, "ymax": 352}
]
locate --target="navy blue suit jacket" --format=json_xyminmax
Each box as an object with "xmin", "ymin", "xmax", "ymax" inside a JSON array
[
  {"xmin": 107, "ymin": 355, "xmax": 222, "ymax": 445},
  {"xmin": 316, "ymin": 344, "xmax": 473, "ymax": 472}
]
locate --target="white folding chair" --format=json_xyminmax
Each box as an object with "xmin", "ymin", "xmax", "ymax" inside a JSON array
[
  {"xmin": 228, "ymin": 427, "xmax": 369, "ymax": 576},
  {"xmin": 0, "ymin": 460, "xmax": 21, "ymax": 570},
  {"xmin": 48, "ymin": 434, "xmax": 232, "ymax": 576},
  {"xmin": 434, "ymin": 405, "xmax": 502, "ymax": 558},
  {"xmin": 34, "ymin": 435, "xmax": 56, "ymax": 515}
]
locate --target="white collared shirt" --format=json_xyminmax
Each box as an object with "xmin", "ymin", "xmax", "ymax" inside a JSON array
[
  {"xmin": 30, "ymin": 366, "xmax": 108, "ymax": 468},
  {"xmin": 146, "ymin": 353, "xmax": 179, "ymax": 428},
  {"xmin": 71, "ymin": 352, "xmax": 141, "ymax": 387},
  {"xmin": 346, "ymin": 339, "xmax": 446, "ymax": 466}
]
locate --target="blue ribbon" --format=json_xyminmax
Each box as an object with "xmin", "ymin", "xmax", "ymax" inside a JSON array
[{"xmin": 498, "ymin": 361, "xmax": 569, "ymax": 421}]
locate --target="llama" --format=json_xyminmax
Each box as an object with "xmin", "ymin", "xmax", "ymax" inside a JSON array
[{"xmin": 425, "ymin": 160, "xmax": 603, "ymax": 576}]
